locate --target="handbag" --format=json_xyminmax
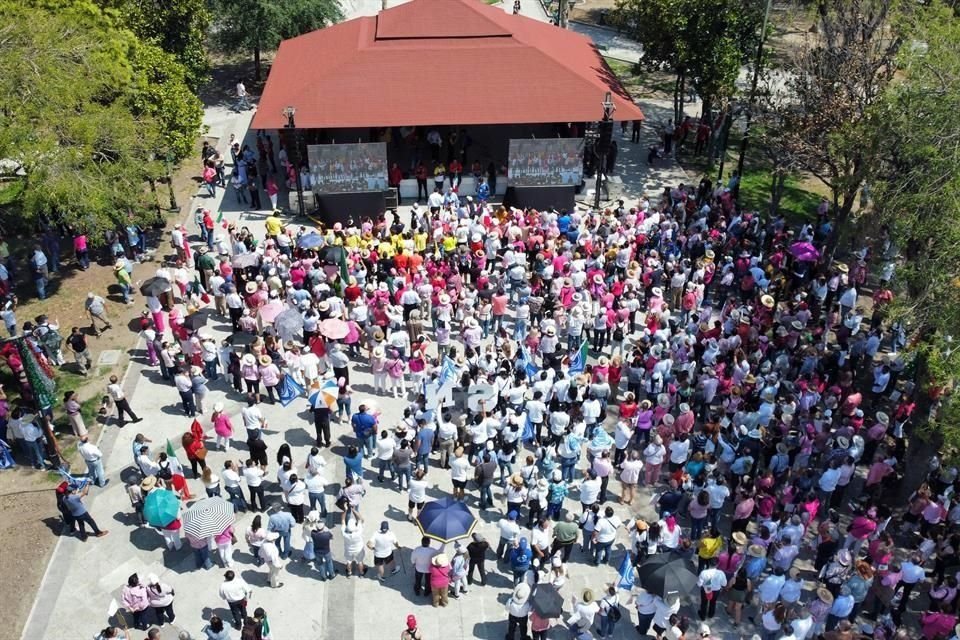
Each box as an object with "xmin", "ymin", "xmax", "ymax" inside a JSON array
[
  {"xmin": 335, "ymin": 494, "xmax": 349, "ymax": 511},
  {"xmin": 195, "ymin": 447, "xmax": 208, "ymax": 460}
]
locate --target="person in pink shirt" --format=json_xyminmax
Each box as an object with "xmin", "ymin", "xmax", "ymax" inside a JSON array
[
  {"xmin": 212, "ymin": 402, "xmax": 234, "ymax": 450},
  {"xmin": 920, "ymin": 604, "xmax": 957, "ymax": 640},
  {"xmin": 215, "ymin": 524, "xmax": 235, "ymax": 568},
  {"xmin": 490, "ymin": 288, "xmax": 509, "ymax": 333},
  {"xmin": 258, "ymin": 355, "xmax": 281, "ymax": 404},
  {"xmin": 73, "ymin": 232, "xmax": 90, "ymax": 270},
  {"xmin": 844, "ymin": 512, "xmax": 877, "ymax": 556}
]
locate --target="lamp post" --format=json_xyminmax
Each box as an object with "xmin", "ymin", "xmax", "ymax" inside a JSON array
[
  {"xmin": 594, "ymin": 91, "xmax": 616, "ymax": 210},
  {"xmin": 283, "ymin": 105, "xmax": 306, "ymax": 218}
]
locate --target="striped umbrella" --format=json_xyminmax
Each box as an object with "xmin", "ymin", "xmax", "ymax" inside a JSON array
[
  {"xmin": 307, "ymin": 378, "xmax": 339, "ymax": 410},
  {"xmin": 181, "ymin": 497, "xmax": 234, "ymax": 539}
]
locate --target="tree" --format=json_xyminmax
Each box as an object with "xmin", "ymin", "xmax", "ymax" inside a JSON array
[
  {"xmin": 0, "ymin": 0, "xmax": 203, "ymax": 238},
  {"xmin": 612, "ymin": 0, "xmax": 765, "ymax": 123},
  {"xmin": 765, "ymin": 0, "xmax": 902, "ymax": 256},
  {"xmin": 210, "ymin": 0, "xmax": 343, "ymax": 80},
  {"xmin": 99, "ymin": 0, "xmax": 212, "ymax": 88},
  {"xmin": 860, "ymin": 1, "xmax": 960, "ymax": 449}
]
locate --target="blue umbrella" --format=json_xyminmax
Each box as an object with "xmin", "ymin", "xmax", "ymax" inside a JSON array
[
  {"xmin": 297, "ymin": 233, "xmax": 323, "ymax": 249},
  {"xmin": 143, "ymin": 489, "xmax": 180, "ymax": 527},
  {"xmin": 415, "ymin": 498, "xmax": 478, "ymax": 544}
]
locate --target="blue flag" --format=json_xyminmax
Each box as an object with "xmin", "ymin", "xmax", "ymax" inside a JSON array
[
  {"xmin": 522, "ymin": 414, "xmax": 535, "ymax": 443},
  {"xmin": 278, "ymin": 374, "xmax": 305, "ymax": 407},
  {"xmin": 518, "ymin": 344, "xmax": 539, "ymax": 380},
  {"xmin": 617, "ymin": 553, "xmax": 635, "ymax": 590},
  {"xmin": 568, "ymin": 339, "xmax": 589, "ymax": 374},
  {"xmin": 438, "ymin": 356, "xmax": 459, "ymax": 387}
]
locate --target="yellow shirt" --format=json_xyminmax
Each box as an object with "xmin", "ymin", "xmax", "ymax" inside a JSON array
[
  {"xmin": 265, "ymin": 216, "xmax": 283, "ymax": 236},
  {"xmin": 377, "ymin": 241, "xmax": 395, "ymax": 258},
  {"xmin": 391, "ymin": 233, "xmax": 405, "ymax": 252},
  {"xmin": 414, "ymin": 232, "xmax": 428, "ymax": 252},
  {"xmin": 442, "ymin": 236, "xmax": 457, "ymax": 252},
  {"xmin": 344, "ymin": 235, "xmax": 361, "ymax": 249}
]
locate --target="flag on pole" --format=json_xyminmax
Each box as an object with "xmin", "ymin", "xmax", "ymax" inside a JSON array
[
  {"xmin": 617, "ymin": 553, "xmax": 635, "ymax": 590},
  {"xmin": 518, "ymin": 344, "xmax": 539, "ymax": 380},
  {"xmin": 107, "ymin": 598, "xmax": 119, "ymax": 617},
  {"xmin": 568, "ymin": 339, "xmax": 589, "ymax": 374},
  {"xmin": 338, "ymin": 247, "xmax": 350, "ymax": 284},
  {"xmin": 438, "ymin": 356, "xmax": 459, "ymax": 387},
  {"xmin": 216, "ymin": 210, "xmax": 223, "ymax": 223},
  {"xmin": 165, "ymin": 439, "xmax": 179, "ymax": 462},
  {"xmin": 522, "ymin": 414, "xmax": 535, "ymax": 443}
]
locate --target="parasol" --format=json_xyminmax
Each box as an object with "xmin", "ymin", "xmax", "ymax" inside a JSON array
[
  {"xmin": 634, "ymin": 553, "xmax": 698, "ymax": 598},
  {"xmin": 184, "ymin": 311, "xmax": 208, "ymax": 330},
  {"xmin": 789, "ymin": 241, "xmax": 820, "ymax": 263},
  {"xmin": 530, "ymin": 583, "xmax": 564, "ymax": 618},
  {"xmin": 143, "ymin": 489, "xmax": 180, "ymax": 527},
  {"xmin": 274, "ymin": 309, "xmax": 304, "ymax": 342},
  {"xmin": 415, "ymin": 498, "xmax": 477, "ymax": 544},
  {"xmin": 139, "ymin": 277, "xmax": 171, "ymax": 297},
  {"xmin": 297, "ymin": 233, "xmax": 323, "ymax": 249},
  {"xmin": 181, "ymin": 496, "xmax": 235, "ymax": 539},
  {"xmin": 307, "ymin": 378, "xmax": 339, "ymax": 410},
  {"xmin": 318, "ymin": 318, "xmax": 349, "ymax": 340},
  {"xmin": 258, "ymin": 301, "xmax": 285, "ymax": 324}
]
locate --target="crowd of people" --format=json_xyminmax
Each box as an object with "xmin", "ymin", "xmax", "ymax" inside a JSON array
[{"xmin": 6, "ymin": 124, "xmax": 949, "ymax": 640}]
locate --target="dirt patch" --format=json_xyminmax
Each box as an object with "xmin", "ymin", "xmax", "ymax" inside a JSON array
[
  {"xmin": 568, "ymin": 0, "xmax": 618, "ymax": 25},
  {"xmin": 0, "ymin": 485, "xmax": 61, "ymax": 640}
]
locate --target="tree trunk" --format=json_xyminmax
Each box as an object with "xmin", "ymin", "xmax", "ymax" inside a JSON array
[
  {"xmin": 825, "ymin": 191, "xmax": 856, "ymax": 262},
  {"xmin": 254, "ymin": 43, "xmax": 262, "ymax": 81},
  {"xmin": 677, "ymin": 72, "xmax": 686, "ymax": 125},
  {"xmin": 769, "ymin": 169, "xmax": 786, "ymax": 219},
  {"xmin": 700, "ymin": 95, "xmax": 712, "ymax": 123}
]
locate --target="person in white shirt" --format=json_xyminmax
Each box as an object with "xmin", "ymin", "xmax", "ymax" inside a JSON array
[
  {"xmin": 592, "ymin": 506, "xmax": 622, "ymax": 565},
  {"xmin": 579, "ymin": 471, "xmax": 602, "ymax": 510},
  {"xmin": 368, "ymin": 520, "xmax": 401, "ymax": 581},
  {"xmin": 407, "ymin": 469, "xmax": 428, "ymax": 520},
  {"xmin": 243, "ymin": 459, "xmax": 266, "ymax": 512},
  {"xmin": 341, "ymin": 511, "xmax": 367, "ymax": 577},
  {"xmin": 651, "ymin": 593, "xmax": 680, "ymax": 635},
  {"xmin": 668, "ymin": 433, "xmax": 691, "ymax": 471},
  {"xmin": 78, "ymin": 436, "xmax": 107, "ymax": 487},
  {"xmin": 791, "ymin": 608, "xmax": 815, "ymax": 640},
  {"xmin": 450, "ymin": 446, "xmax": 472, "ymax": 502},
  {"xmin": 259, "ymin": 532, "xmax": 285, "ymax": 588},
  {"xmin": 241, "ymin": 398, "xmax": 265, "ymax": 440},
  {"xmin": 567, "ymin": 588, "xmax": 601, "ymax": 632},
  {"xmin": 107, "ymin": 374, "xmax": 141, "ymax": 426},
  {"xmin": 697, "ymin": 567, "xmax": 728, "ymax": 619},
  {"xmin": 305, "ymin": 467, "xmax": 327, "ymax": 516},
  {"xmin": 218, "ymin": 570, "xmax": 252, "ymax": 628},
  {"xmin": 286, "ymin": 474, "xmax": 307, "ymax": 522},
  {"xmin": 496, "ymin": 511, "xmax": 521, "ymax": 561},
  {"xmin": 375, "ymin": 430, "xmax": 397, "ymax": 483}
]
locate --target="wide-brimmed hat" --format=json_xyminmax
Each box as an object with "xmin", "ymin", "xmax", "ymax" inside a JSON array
[
  {"xmin": 432, "ymin": 553, "xmax": 449, "ymax": 567},
  {"xmin": 732, "ymin": 532, "xmax": 748, "ymax": 547},
  {"xmin": 438, "ymin": 293, "xmax": 451, "ymax": 304},
  {"xmin": 592, "ymin": 274, "xmax": 604, "ymax": 285},
  {"xmin": 837, "ymin": 549, "xmax": 852, "ymax": 566},
  {"xmin": 241, "ymin": 353, "xmax": 257, "ymax": 366},
  {"xmin": 513, "ymin": 583, "xmax": 531, "ymax": 603},
  {"xmin": 657, "ymin": 393, "xmax": 671, "ymax": 408},
  {"xmin": 510, "ymin": 473, "xmax": 524, "ymax": 487},
  {"xmin": 245, "ymin": 281, "xmax": 258, "ymax": 294},
  {"xmin": 876, "ymin": 411, "xmax": 890, "ymax": 426},
  {"xmin": 651, "ymin": 287, "xmax": 663, "ymax": 297},
  {"xmin": 761, "ymin": 295, "xmax": 775, "ymax": 309},
  {"xmin": 835, "ymin": 262, "xmax": 849, "ymax": 273},
  {"xmin": 817, "ymin": 587, "xmax": 834, "ymax": 604},
  {"xmin": 836, "ymin": 436, "xmax": 850, "ymax": 449},
  {"xmin": 258, "ymin": 355, "xmax": 272, "ymax": 366},
  {"xmin": 662, "ymin": 414, "xmax": 676, "ymax": 427},
  {"xmin": 140, "ymin": 475, "xmax": 157, "ymax": 491},
  {"xmin": 747, "ymin": 544, "xmax": 765, "ymax": 558},
  {"xmin": 544, "ymin": 326, "xmax": 556, "ymax": 336},
  {"xmin": 581, "ymin": 588, "xmax": 594, "ymax": 603},
  {"xmin": 113, "ymin": 261, "xmax": 126, "ymax": 271},
  {"xmin": 598, "ymin": 356, "xmax": 609, "ymax": 367},
  {"xmin": 373, "ymin": 346, "xmax": 385, "ymax": 358},
  {"xmin": 635, "ymin": 519, "xmax": 649, "ymax": 531},
  {"xmin": 791, "ymin": 320, "xmax": 804, "ymax": 331}
]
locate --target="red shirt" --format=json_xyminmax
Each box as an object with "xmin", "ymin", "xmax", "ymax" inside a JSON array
[
  {"xmin": 389, "ymin": 166, "xmax": 403, "ymax": 186},
  {"xmin": 448, "ymin": 160, "xmax": 462, "ymax": 174}
]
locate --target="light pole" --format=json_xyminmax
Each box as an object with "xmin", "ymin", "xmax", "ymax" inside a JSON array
[
  {"xmin": 283, "ymin": 105, "xmax": 306, "ymax": 218},
  {"xmin": 594, "ymin": 91, "xmax": 616, "ymax": 210}
]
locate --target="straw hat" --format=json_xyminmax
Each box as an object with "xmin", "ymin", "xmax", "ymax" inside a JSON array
[
  {"xmin": 545, "ymin": 326, "xmax": 556, "ymax": 336},
  {"xmin": 760, "ymin": 295, "xmax": 775, "ymax": 309},
  {"xmin": 657, "ymin": 393, "xmax": 671, "ymax": 408},
  {"xmin": 592, "ymin": 274, "xmax": 603, "ymax": 285},
  {"xmin": 241, "ymin": 353, "xmax": 257, "ymax": 366},
  {"xmin": 113, "ymin": 261, "xmax": 125, "ymax": 271},
  {"xmin": 836, "ymin": 262, "xmax": 849, "ymax": 273},
  {"xmin": 245, "ymin": 281, "xmax": 258, "ymax": 294},
  {"xmin": 732, "ymin": 532, "xmax": 748, "ymax": 547},
  {"xmin": 635, "ymin": 519, "xmax": 649, "ymax": 531},
  {"xmin": 704, "ymin": 249, "xmax": 715, "ymax": 261},
  {"xmin": 817, "ymin": 587, "xmax": 834, "ymax": 605},
  {"xmin": 213, "ymin": 402, "xmax": 224, "ymax": 413},
  {"xmin": 372, "ymin": 346, "xmax": 385, "ymax": 359},
  {"xmin": 662, "ymin": 414, "xmax": 676, "ymax": 427},
  {"xmin": 651, "ymin": 287, "xmax": 663, "ymax": 297},
  {"xmin": 513, "ymin": 583, "xmax": 531, "ymax": 603},
  {"xmin": 438, "ymin": 293, "xmax": 451, "ymax": 305},
  {"xmin": 747, "ymin": 544, "xmax": 765, "ymax": 558},
  {"xmin": 581, "ymin": 588, "xmax": 595, "ymax": 603},
  {"xmin": 836, "ymin": 436, "xmax": 850, "ymax": 449},
  {"xmin": 258, "ymin": 355, "xmax": 272, "ymax": 366},
  {"xmin": 510, "ymin": 473, "xmax": 524, "ymax": 487},
  {"xmin": 791, "ymin": 320, "xmax": 804, "ymax": 331},
  {"xmin": 598, "ymin": 355, "xmax": 609, "ymax": 367},
  {"xmin": 876, "ymin": 411, "xmax": 890, "ymax": 426},
  {"xmin": 432, "ymin": 553, "xmax": 449, "ymax": 567},
  {"xmin": 140, "ymin": 475, "xmax": 157, "ymax": 491}
]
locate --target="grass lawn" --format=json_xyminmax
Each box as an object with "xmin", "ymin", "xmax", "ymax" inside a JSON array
[
  {"xmin": 602, "ymin": 56, "xmax": 675, "ymax": 99},
  {"xmin": 737, "ymin": 169, "xmax": 824, "ymax": 223}
]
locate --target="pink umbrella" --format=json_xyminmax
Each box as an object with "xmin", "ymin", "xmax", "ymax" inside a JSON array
[
  {"xmin": 258, "ymin": 301, "xmax": 286, "ymax": 324},
  {"xmin": 319, "ymin": 318, "xmax": 349, "ymax": 340},
  {"xmin": 789, "ymin": 241, "xmax": 820, "ymax": 263}
]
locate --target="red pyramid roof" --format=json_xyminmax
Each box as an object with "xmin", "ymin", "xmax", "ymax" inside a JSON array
[{"xmin": 252, "ymin": 0, "xmax": 643, "ymax": 130}]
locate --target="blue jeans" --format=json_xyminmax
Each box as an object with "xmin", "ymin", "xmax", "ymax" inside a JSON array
[
  {"xmin": 316, "ymin": 552, "xmax": 335, "ymax": 580},
  {"xmin": 337, "ymin": 397, "xmax": 351, "ymax": 420},
  {"xmin": 513, "ymin": 319, "xmax": 527, "ymax": 341},
  {"xmin": 203, "ymin": 359, "xmax": 218, "ymax": 380},
  {"xmin": 193, "ymin": 546, "xmax": 212, "ymax": 569},
  {"xmin": 376, "ymin": 459, "xmax": 394, "ymax": 482},
  {"xmin": 225, "ymin": 485, "xmax": 247, "ymax": 512},
  {"xmin": 593, "ymin": 540, "xmax": 613, "ymax": 565},
  {"xmin": 85, "ymin": 458, "xmax": 106, "ymax": 486},
  {"xmin": 302, "ymin": 539, "xmax": 315, "ymax": 561},
  {"xmin": 598, "ymin": 614, "xmax": 617, "ymax": 637},
  {"xmin": 35, "ymin": 276, "xmax": 47, "ymax": 300},
  {"xmin": 479, "ymin": 484, "xmax": 493, "ymax": 508},
  {"xmin": 250, "ymin": 544, "xmax": 262, "ymax": 566},
  {"xmin": 26, "ymin": 439, "xmax": 45, "ymax": 468},
  {"xmin": 309, "ymin": 491, "xmax": 328, "ymax": 517},
  {"xmin": 690, "ymin": 516, "xmax": 707, "ymax": 540},
  {"xmin": 275, "ymin": 530, "xmax": 292, "ymax": 559},
  {"xmin": 396, "ymin": 466, "xmax": 412, "ymax": 490},
  {"xmin": 361, "ymin": 433, "xmax": 375, "ymax": 458},
  {"xmin": 546, "ymin": 502, "xmax": 563, "ymax": 520},
  {"xmin": 498, "ymin": 460, "xmax": 513, "ymax": 484},
  {"xmin": 560, "ymin": 458, "xmax": 577, "ymax": 483},
  {"xmin": 120, "ymin": 283, "xmax": 132, "ymax": 303},
  {"xmin": 415, "ymin": 452, "xmax": 430, "ymax": 473}
]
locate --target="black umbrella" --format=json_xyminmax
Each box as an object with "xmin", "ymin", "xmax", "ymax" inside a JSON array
[
  {"xmin": 184, "ymin": 311, "xmax": 208, "ymax": 330},
  {"xmin": 318, "ymin": 245, "xmax": 345, "ymax": 265},
  {"xmin": 634, "ymin": 554, "xmax": 698, "ymax": 598},
  {"xmin": 530, "ymin": 583, "xmax": 564, "ymax": 618},
  {"xmin": 139, "ymin": 276, "xmax": 171, "ymax": 297}
]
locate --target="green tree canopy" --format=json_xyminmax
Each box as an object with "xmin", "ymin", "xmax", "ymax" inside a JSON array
[
  {"xmin": 862, "ymin": 1, "xmax": 960, "ymax": 441},
  {"xmin": 209, "ymin": 0, "xmax": 343, "ymax": 80},
  {"xmin": 0, "ymin": 0, "xmax": 203, "ymax": 239}
]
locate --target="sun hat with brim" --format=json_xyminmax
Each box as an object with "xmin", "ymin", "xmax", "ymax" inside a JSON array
[
  {"xmin": 747, "ymin": 544, "xmax": 765, "ymax": 558},
  {"xmin": 245, "ymin": 282, "xmax": 258, "ymax": 294},
  {"xmin": 837, "ymin": 549, "xmax": 852, "ymax": 565},
  {"xmin": 140, "ymin": 475, "xmax": 158, "ymax": 491},
  {"xmin": 582, "ymin": 588, "xmax": 595, "ymax": 603},
  {"xmin": 817, "ymin": 587, "xmax": 834, "ymax": 605},
  {"xmin": 432, "ymin": 553, "xmax": 449, "ymax": 567},
  {"xmin": 732, "ymin": 532, "xmax": 748, "ymax": 546},
  {"xmin": 876, "ymin": 411, "xmax": 890, "ymax": 426},
  {"xmin": 635, "ymin": 519, "xmax": 649, "ymax": 531},
  {"xmin": 258, "ymin": 355, "xmax": 272, "ymax": 366},
  {"xmin": 513, "ymin": 583, "xmax": 531, "ymax": 603},
  {"xmin": 241, "ymin": 354, "xmax": 257, "ymax": 366}
]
